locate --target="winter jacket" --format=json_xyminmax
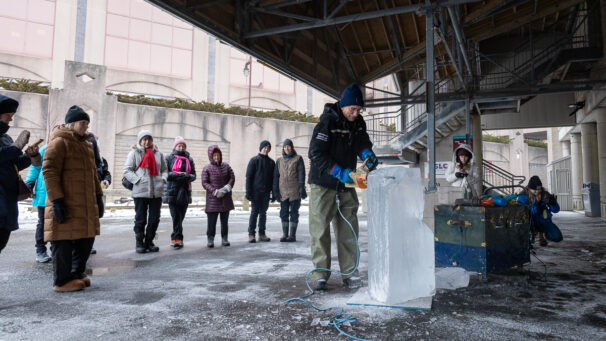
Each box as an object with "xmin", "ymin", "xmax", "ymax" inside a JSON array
[
  {"xmin": 273, "ymin": 154, "xmax": 305, "ymax": 201},
  {"xmin": 42, "ymin": 127, "xmax": 102, "ymax": 241},
  {"xmin": 308, "ymin": 102, "xmax": 372, "ymax": 191},
  {"xmin": 25, "ymin": 145, "xmax": 47, "ymax": 207},
  {"xmin": 99, "ymin": 157, "xmax": 111, "ymax": 184},
  {"xmin": 163, "ymin": 150, "xmax": 196, "ymax": 206},
  {"xmin": 445, "ymin": 144, "xmax": 480, "ymax": 191},
  {"xmin": 89, "ymin": 135, "xmax": 103, "ymax": 181},
  {"xmin": 122, "ymin": 144, "xmax": 168, "ymax": 199},
  {"xmin": 202, "ymin": 145, "xmax": 235, "ymax": 213},
  {"xmin": 245, "ymin": 153, "xmax": 275, "ymax": 199},
  {"xmin": 0, "ymin": 123, "xmax": 31, "ymax": 231},
  {"xmin": 517, "ymin": 188, "xmax": 560, "ymax": 225}
]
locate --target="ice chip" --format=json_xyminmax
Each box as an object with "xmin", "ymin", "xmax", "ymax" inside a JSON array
[
  {"xmin": 435, "ymin": 267, "xmax": 470, "ymax": 289},
  {"xmin": 367, "ymin": 167, "xmax": 436, "ymax": 304}
]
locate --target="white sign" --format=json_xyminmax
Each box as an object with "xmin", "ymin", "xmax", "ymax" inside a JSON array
[{"xmin": 424, "ymin": 162, "xmax": 452, "ymax": 179}]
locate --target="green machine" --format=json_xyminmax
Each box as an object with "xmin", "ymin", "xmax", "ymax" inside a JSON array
[{"xmin": 434, "ymin": 204, "xmax": 531, "ymax": 277}]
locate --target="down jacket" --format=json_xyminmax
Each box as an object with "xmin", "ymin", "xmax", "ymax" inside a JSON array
[
  {"xmin": 163, "ymin": 150, "xmax": 196, "ymax": 205},
  {"xmin": 0, "ymin": 123, "xmax": 31, "ymax": 231},
  {"xmin": 202, "ymin": 145, "xmax": 235, "ymax": 213},
  {"xmin": 24, "ymin": 145, "xmax": 47, "ymax": 207},
  {"xmin": 42, "ymin": 127, "xmax": 102, "ymax": 241},
  {"xmin": 122, "ymin": 144, "xmax": 168, "ymax": 199}
]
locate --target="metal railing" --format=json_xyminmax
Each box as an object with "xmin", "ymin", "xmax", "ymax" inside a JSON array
[{"xmin": 482, "ymin": 160, "xmax": 526, "ymax": 196}]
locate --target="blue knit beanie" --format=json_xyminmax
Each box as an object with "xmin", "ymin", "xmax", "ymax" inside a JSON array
[
  {"xmin": 339, "ymin": 84, "xmax": 364, "ymax": 108},
  {"xmin": 259, "ymin": 140, "xmax": 271, "ymax": 151}
]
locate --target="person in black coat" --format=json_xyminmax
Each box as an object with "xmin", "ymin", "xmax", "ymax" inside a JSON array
[
  {"xmin": 0, "ymin": 95, "xmax": 40, "ymax": 253},
  {"xmin": 163, "ymin": 137, "xmax": 196, "ymax": 249},
  {"xmin": 245, "ymin": 140, "xmax": 275, "ymax": 243}
]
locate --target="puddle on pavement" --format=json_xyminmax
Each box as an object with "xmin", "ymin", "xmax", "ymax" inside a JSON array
[{"xmin": 86, "ymin": 260, "xmax": 143, "ymax": 275}]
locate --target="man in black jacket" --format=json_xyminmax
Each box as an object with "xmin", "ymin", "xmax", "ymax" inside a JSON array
[
  {"xmin": 246, "ymin": 140, "xmax": 275, "ymax": 243},
  {"xmin": 308, "ymin": 83, "xmax": 377, "ymax": 291}
]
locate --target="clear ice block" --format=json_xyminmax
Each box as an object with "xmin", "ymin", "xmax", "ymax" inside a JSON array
[{"xmin": 367, "ymin": 167, "xmax": 435, "ymax": 304}]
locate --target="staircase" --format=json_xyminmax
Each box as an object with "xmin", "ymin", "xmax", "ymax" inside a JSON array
[{"xmin": 482, "ymin": 160, "xmax": 526, "ymax": 196}]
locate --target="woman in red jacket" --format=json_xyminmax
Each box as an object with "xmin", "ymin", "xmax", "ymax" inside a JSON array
[{"xmin": 202, "ymin": 145, "xmax": 235, "ymax": 248}]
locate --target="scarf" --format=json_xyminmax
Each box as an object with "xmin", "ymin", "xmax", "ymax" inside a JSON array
[
  {"xmin": 138, "ymin": 147, "xmax": 158, "ymax": 176},
  {"xmin": 284, "ymin": 153, "xmax": 293, "ymax": 159},
  {"xmin": 172, "ymin": 155, "xmax": 191, "ymax": 175}
]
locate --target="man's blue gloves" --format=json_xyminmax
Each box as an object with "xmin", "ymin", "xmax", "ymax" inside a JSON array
[
  {"xmin": 330, "ymin": 164, "xmax": 353, "ymax": 183},
  {"xmin": 361, "ymin": 149, "xmax": 378, "ymax": 171}
]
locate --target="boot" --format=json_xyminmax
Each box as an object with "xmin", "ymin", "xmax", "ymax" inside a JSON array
[
  {"xmin": 207, "ymin": 236, "xmax": 214, "ymax": 248},
  {"xmin": 538, "ymin": 232, "xmax": 548, "ymax": 247},
  {"xmin": 258, "ymin": 234, "xmax": 271, "ymax": 242},
  {"xmin": 222, "ymin": 236, "xmax": 230, "ymax": 247},
  {"xmin": 136, "ymin": 236, "xmax": 147, "ymax": 254},
  {"xmin": 343, "ymin": 276, "xmax": 362, "ymax": 289},
  {"xmin": 248, "ymin": 235, "xmax": 256, "ymax": 243},
  {"xmin": 280, "ymin": 222, "xmax": 289, "ymax": 242},
  {"xmin": 145, "ymin": 234, "xmax": 159, "ymax": 252},
  {"xmin": 287, "ymin": 223, "xmax": 297, "ymax": 242},
  {"xmin": 53, "ymin": 279, "xmax": 85, "ymax": 292}
]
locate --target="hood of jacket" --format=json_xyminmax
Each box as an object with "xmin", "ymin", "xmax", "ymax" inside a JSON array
[
  {"xmin": 133, "ymin": 143, "xmax": 159, "ymax": 154},
  {"xmin": 208, "ymin": 144, "xmax": 222, "ymax": 165},
  {"xmin": 452, "ymin": 143, "xmax": 475, "ymax": 166},
  {"xmin": 49, "ymin": 126, "xmax": 92, "ymax": 143}
]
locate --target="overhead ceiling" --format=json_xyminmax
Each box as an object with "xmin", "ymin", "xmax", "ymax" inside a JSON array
[{"xmin": 146, "ymin": 0, "xmax": 588, "ymax": 98}]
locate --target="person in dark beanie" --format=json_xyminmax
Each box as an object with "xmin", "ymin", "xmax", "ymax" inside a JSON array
[
  {"xmin": 0, "ymin": 95, "xmax": 40, "ymax": 254},
  {"xmin": 43, "ymin": 106, "xmax": 103, "ymax": 292},
  {"xmin": 273, "ymin": 138, "xmax": 306, "ymax": 242},
  {"xmin": 308, "ymin": 83, "xmax": 378, "ymax": 291},
  {"xmin": 517, "ymin": 175, "xmax": 562, "ymax": 247},
  {"xmin": 164, "ymin": 137, "xmax": 196, "ymax": 249},
  {"xmin": 202, "ymin": 145, "xmax": 235, "ymax": 248},
  {"xmin": 245, "ymin": 140, "xmax": 275, "ymax": 243},
  {"xmin": 123, "ymin": 130, "xmax": 168, "ymax": 253}
]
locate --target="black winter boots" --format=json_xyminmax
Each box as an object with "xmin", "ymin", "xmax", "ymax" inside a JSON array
[
  {"xmin": 287, "ymin": 223, "xmax": 298, "ymax": 242},
  {"xmin": 136, "ymin": 236, "xmax": 147, "ymax": 254},
  {"xmin": 221, "ymin": 236, "xmax": 230, "ymax": 247},
  {"xmin": 280, "ymin": 222, "xmax": 289, "ymax": 242}
]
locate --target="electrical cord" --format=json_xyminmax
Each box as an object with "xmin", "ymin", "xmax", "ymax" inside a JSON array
[{"xmin": 284, "ymin": 190, "xmax": 371, "ymax": 341}]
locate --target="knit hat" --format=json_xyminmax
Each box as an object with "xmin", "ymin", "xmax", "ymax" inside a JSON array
[
  {"xmin": 137, "ymin": 130, "xmax": 153, "ymax": 144},
  {"xmin": 283, "ymin": 138, "xmax": 293, "ymax": 147},
  {"xmin": 173, "ymin": 136, "xmax": 186, "ymax": 149},
  {"xmin": 528, "ymin": 176, "xmax": 542, "ymax": 190},
  {"xmin": 0, "ymin": 95, "xmax": 19, "ymax": 114},
  {"xmin": 457, "ymin": 148, "xmax": 472, "ymax": 158},
  {"xmin": 339, "ymin": 84, "xmax": 364, "ymax": 108},
  {"xmin": 65, "ymin": 105, "xmax": 90, "ymax": 124},
  {"xmin": 259, "ymin": 140, "xmax": 271, "ymax": 151}
]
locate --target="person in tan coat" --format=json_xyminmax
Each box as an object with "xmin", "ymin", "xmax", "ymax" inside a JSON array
[{"xmin": 43, "ymin": 106, "xmax": 104, "ymax": 292}]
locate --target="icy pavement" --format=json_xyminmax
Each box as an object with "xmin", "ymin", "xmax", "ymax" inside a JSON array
[{"xmin": 1, "ymin": 210, "xmax": 605, "ymax": 340}]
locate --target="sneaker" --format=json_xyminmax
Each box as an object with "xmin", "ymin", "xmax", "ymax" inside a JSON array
[
  {"xmin": 315, "ymin": 279, "xmax": 328, "ymax": 291},
  {"xmin": 175, "ymin": 240, "xmax": 183, "ymax": 249},
  {"xmin": 53, "ymin": 279, "xmax": 85, "ymax": 292},
  {"xmin": 258, "ymin": 234, "xmax": 271, "ymax": 242},
  {"xmin": 170, "ymin": 240, "xmax": 177, "ymax": 248},
  {"xmin": 90, "ymin": 247, "xmax": 97, "ymax": 255},
  {"xmin": 80, "ymin": 276, "xmax": 91, "ymax": 287},
  {"xmin": 248, "ymin": 235, "xmax": 256, "ymax": 243},
  {"xmin": 36, "ymin": 251, "xmax": 51, "ymax": 263},
  {"xmin": 343, "ymin": 276, "xmax": 362, "ymax": 289}
]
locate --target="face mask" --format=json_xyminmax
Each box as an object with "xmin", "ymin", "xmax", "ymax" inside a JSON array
[{"xmin": 0, "ymin": 121, "xmax": 8, "ymax": 135}]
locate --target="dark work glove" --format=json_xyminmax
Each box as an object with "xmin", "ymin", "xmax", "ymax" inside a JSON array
[
  {"xmin": 11, "ymin": 130, "xmax": 30, "ymax": 150},
  {"xmin": 96, "ymin": 195, "xmax": 104, "ymax": 218},
  {"xmin": 299, "ymin": 186, "xmax": 307, "ymax": 200},
  {"xmin": 548, "ymin": 195, "xmax": 558, "ymax": 206},
  {"xmin": 25, "ymin": 181, "xmax": 35, "ymax": 193},
  {"xmin": 455, "ymin": 172, "xmax": 465, "ymax": 179},
  {"xmin": 52, "ymin": 198, "xmax": 68, "ymax": 224}
]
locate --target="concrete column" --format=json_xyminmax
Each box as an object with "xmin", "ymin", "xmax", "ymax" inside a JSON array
[
  {"xmin": 570, "ymin": 133, "xmax": 583, "ymax": 210},
  {"xmin": 561, "ymin": 140, "xmax": 571, "ymax": 157},
  {"xmin": 596, "ymin": 108, "xmax": 606, "ymax": 218},
  {"xmin": 581, "ymin": 123, "xmax": 599, "ymax": 184},
  {"xmin": 472, "ymin": 113, "xmax": 483, "ymax": 196}
]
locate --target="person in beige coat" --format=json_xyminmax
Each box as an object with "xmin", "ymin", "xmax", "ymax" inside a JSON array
[{"xmin": 43, "ymin": 106, "xmax": 104, "ymax": 292}]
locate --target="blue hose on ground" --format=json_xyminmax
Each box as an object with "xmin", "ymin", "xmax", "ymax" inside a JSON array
[{"xmin": 284, "ymin": 193, "xmax": 371, "ymax": 341}]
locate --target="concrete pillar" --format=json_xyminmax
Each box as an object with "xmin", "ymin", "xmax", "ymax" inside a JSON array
[
  {"xmin": 472, "ymin": 113, "xmax": 483, "ymax": 196},
  {"xmin": 570, "ymin": 133, "xmax": 584, "ymax": 210},
  {"xmin": 596, "ymin": 108, "xmax": 606, "ymax": 218},
  {"xmin": 581, "ymin": 123, "xmax": 599, "ymax": 184},
  {"xmin": 561, "ymin": 140, "xmax": 571, "ymax": 157}
]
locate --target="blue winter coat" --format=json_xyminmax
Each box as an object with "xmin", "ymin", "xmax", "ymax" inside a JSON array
[
  {"xmin": 24, "ymin": 145, "xmax": 47, "ymax": 207},
  {"xmin": 0, "ymin": 127, "xmax": 32, "ymax": 231},
  {"xmin": 517, "ymin": 189, "xmax": 560, "ymax": 225}
]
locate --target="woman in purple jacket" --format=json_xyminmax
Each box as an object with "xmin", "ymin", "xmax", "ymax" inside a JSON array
[{"xmin": 202, "ymin": 145, "xmax": 235, "ymax": 248}]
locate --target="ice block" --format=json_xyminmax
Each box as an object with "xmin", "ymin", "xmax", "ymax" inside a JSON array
[{"xmin": 367, "ymin": 167, "xmax": 435, "ymax": 304}]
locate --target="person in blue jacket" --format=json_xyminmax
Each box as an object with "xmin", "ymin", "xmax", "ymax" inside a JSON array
[
  {"xmin": 25, "ymin": 144, "xmax": 52, "ymax": 263},
  {"xmin": 517, "ymin": 175, "xmax": 563, "ymax": 247}
]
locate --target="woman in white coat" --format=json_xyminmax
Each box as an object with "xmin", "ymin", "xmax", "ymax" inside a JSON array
[{"xmin": 445, "ymin": 144, "xmax": 480, "ymax": 198}]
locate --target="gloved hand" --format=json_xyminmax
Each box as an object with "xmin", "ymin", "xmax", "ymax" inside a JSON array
[
  {"xmin": 25, "ymin": 181, "xmax": 35, "ymax": 193},
  {"xmin": 455, "ymin": 172, "xmax": 468, "ymax": 178},
  {"xmin": 361, "ymin": 149, "xmax": 378, "ymax": 171},
  {"xmin": 330, "ymin": 164, "xmax": 353, "ymax": 184},
  {"xmin": 52, "ymin": 198, "xmax": 68, "ymax": 224},
  {"xmin": 299, "ymin": 186, "xmax": 307, "ymax": 200},
  {"xmin": 548, "ymin": 195, "xmax": 558, "ymax": 206},
  {"xmin": 221, "ymin": 184, "xmax": 232, "ymax": 193},
  {"xmin": 96, "ymin": 195, "xmax": 104, "ymax": 218},
  {"xmin": 12, "ymin": 130, "xmax": 30, "ymax": 150},
  {"xmin": 245, "ymin": 192, "xmax": 252, "ymax": 201}
]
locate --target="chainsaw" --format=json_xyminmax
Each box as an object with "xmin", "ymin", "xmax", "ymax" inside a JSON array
[{"xmin": 345, "ymin": 157, "xmax": 374, "ymax": 189}]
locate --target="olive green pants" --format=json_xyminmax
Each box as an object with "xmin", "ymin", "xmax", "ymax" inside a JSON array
[{"xmin": 309, "ymin": 184, "xmax": 359, "ymax": 281}]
